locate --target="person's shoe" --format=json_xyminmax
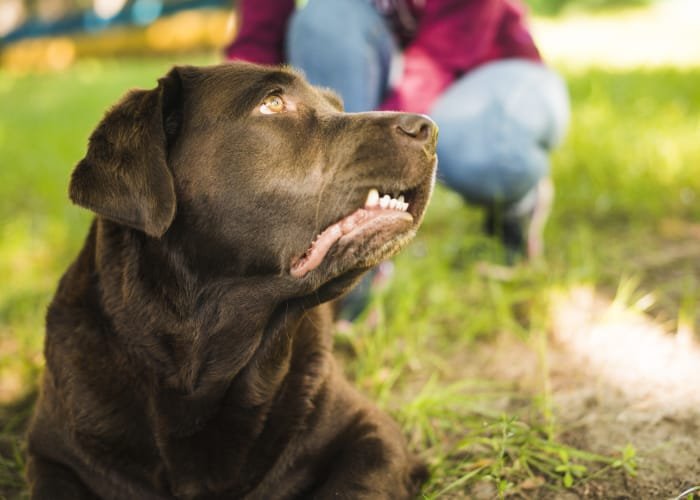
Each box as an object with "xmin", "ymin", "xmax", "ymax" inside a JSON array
[{"xmin": 484, "ymin": 177, "xmax": 554, "ymax": 262}]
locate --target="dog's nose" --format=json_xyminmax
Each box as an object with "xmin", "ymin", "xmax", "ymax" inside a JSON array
[{"xmin": 395, "ymin": 114, "xmax": 437, "ymax": 145}]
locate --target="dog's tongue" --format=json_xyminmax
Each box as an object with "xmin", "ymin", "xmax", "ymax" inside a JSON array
[{"xmin": 291, "ymin": 209, "xmax": 369, "ymax": 278}]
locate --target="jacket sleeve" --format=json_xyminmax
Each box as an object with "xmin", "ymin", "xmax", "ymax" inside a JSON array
[
  {"xmin": 380, "ymin": 0, "xmax": 540, "ymax": 114},
  {"xmin": 224, "ymin": 0, "xmax": 295, "ymax": 65}
]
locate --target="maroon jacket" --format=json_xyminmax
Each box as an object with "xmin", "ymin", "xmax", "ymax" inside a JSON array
[{"xmin": 225, "ymin": 0, "xmax": 541, "ymax": 114}]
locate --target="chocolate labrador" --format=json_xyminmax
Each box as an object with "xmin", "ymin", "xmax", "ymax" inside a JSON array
[{"xmin": 26, "ymin": 62, "xmax": 437, "ymax": 499}]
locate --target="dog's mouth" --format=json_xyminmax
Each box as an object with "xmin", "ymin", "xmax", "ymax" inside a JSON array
[{"xmin": 290, "ymin": 186, "xmax": 420, "ymax": 279}]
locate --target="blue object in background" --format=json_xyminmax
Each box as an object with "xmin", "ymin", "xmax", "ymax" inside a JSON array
[
  {"xmin": 1, "ymin": 0, "xmax": 230, "ymax": 45},
  {"xmin": 131, "ymin": 0, "xmax": 164, "ymax": 26}
]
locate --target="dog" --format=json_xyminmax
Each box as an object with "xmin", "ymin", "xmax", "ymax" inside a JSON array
[{"xmin": 26, "ymin": 62, "xmax": 437, "ymax": 499}]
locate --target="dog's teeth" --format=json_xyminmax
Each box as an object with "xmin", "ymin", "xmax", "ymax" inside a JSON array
[
  {"xmin": 365, "ymin": 188, "xmax": 379, "ymax": 208},
  {"xmin": 371, "ymin": 192, "xmax": 408, "ymax": 211}
]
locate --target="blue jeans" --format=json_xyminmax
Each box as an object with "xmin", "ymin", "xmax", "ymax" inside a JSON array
[{"xmin": 287, "ymin": 0, "xmax": 570, "ymax": 207}]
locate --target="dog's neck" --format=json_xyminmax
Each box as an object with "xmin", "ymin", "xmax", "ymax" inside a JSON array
[
  {"xmin": 52, "ymin": 219, "xmax": 336, "ymax": 496},
  {"xmin": 84, "ymin": 219, "xmax": 321, "ymax": 396}
]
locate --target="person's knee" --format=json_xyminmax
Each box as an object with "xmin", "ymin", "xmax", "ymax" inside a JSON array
[
  {"xmin": 435, "ymin": 115, "xmax": 549, "ymax": 206},
  {"xmin": 439, "ymin": 160, "xmax": 548, "ymax": 207},
  {"xmin": 430, "ymin": 64, "xmax": 560, "ymax": 206},
  {"xmin": 430, "ymin": 60, "xmax": 569, "ymax": 154}
]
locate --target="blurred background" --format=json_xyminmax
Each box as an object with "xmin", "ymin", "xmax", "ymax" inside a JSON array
[
  {"xmin": 2, "ymin": 0, "xmax": 698, "ymax": 71},
  {"xmin": 0, "ymin": 0, "xmax": 232, "ymax": 71},
  {"xmin": 1, "ymin": 0, "xmax": 699, "ymax": 497}
]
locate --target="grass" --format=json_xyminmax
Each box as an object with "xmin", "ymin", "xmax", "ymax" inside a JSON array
[
  {"xmin": 525, "ymin": 0, "xmax": 654, "ymax": 16},
  {"xmin": 1, "ymin": 58, "xmax": 699, "ymax": 497}
]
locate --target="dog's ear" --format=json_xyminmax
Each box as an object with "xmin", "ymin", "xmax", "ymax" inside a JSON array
[{"xmin": 69, "ymin": 67, "xmax": 183, "ymax": 238}]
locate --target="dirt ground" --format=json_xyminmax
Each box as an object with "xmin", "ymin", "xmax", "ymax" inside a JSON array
[
  {"xmin": 462, "ymin": 285, "xmax": 700, "ymax": 499},
  {"xmin": 3, "ymin": 294, "xmax": 697, "ymax": 500}
]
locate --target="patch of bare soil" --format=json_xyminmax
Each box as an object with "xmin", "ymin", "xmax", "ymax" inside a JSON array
[
  {"xmin": 464, "ymin": 286, "xmax": 700, "ymax": 498},
  {"xmin": 549, "ymin": 287, "xmax": 700, "ymax": 498}
]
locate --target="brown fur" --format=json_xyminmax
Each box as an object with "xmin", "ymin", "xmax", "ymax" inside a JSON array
[{"xmin": 26, "ymin": 62, "xmax": 437, "ymax": 499}]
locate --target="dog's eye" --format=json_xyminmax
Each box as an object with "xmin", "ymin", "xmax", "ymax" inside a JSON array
[{"xmin": 260, "ymin": 94, "xmax": 286, "ymax": 114}]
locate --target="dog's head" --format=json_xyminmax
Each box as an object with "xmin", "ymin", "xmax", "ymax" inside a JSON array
[{"xmin": 70, "ymin": 62, "xmax": 437, "ymax": 301}]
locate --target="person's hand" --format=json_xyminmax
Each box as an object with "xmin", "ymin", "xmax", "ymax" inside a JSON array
[{"xmin": 379, "ymin": 46, "xmax": 454, "ymax": 114}]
